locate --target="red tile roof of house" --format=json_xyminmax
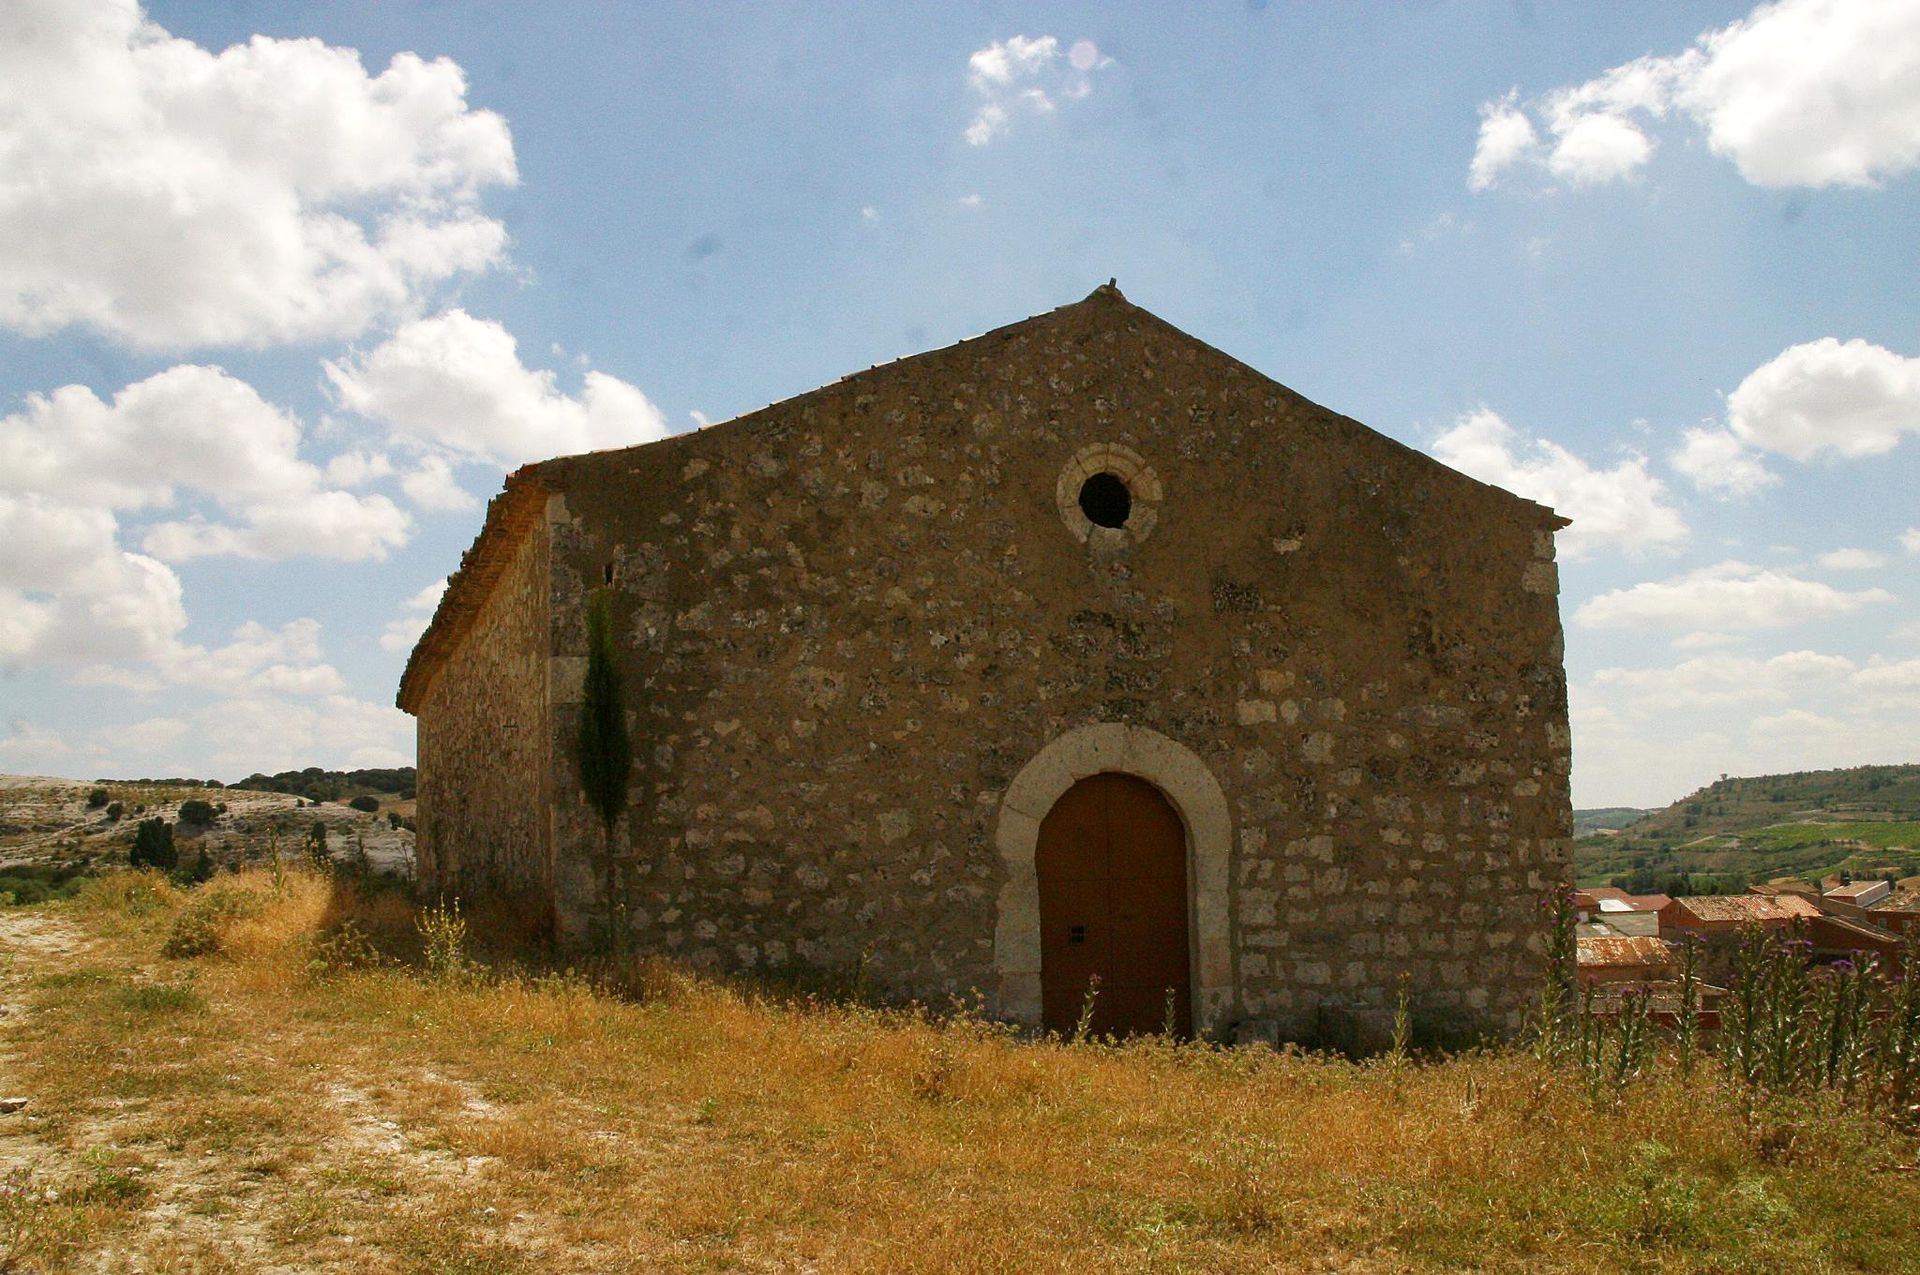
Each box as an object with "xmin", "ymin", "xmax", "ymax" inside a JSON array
[
  {"xmin": 1665, "ymin": 894, "xmax": 1821, "ymax": 925},
  {"xmin": 1807, "ymin": 914, "xmax": 1905, "ymax": 955},
  {"xmin": 1577, "ymin": 936, "xmax": 1676, "ymax": 969}
]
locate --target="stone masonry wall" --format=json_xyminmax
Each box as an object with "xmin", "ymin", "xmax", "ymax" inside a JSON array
[
  {"xmin": 526, "ymin": 288, "xmax": 1571, "ymax": 1043},
  {"xmin": 416, "ymin": 515, "xmax": 552, "ymax": 914}
]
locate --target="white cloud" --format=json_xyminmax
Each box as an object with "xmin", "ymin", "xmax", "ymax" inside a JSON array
[
  {"xmin": 1573, "ymin": 642, "xmax": 1920, "ymax": 806},
  {"xmin": 325, "ymin": 309, "xmax": 670, "ymax": 469},
  {"xmin": 1430, "ymin": 408, "xmax": 1687, "ymax": 559},
  {"xmin": 115, "ymin": 717, "xmax": 189, "ymax": 754},
  {"xmin": 399, "ymin": 455, "xmax": 478, "ymax": 512},
  {"xmin": 1727, "ymin": 337, "xmax": 1920, "ymax": 460},
  {"xmin": 0, "ymin": 361, "xmax": 410, "ymax": 678},
  {"xmin": 1818, "ymin": 547, "xmax": 1888, "ymax": 570},
  {"xmin": 1669, "ymin": 426, "xmax": 1780, "ymax": 497},
  {"xmin": 142, "ymin": 491, "xmax": 411, "ymax": 562},
  {"xmin": 0, "ymin": 720, "xmax": 71, "ymax": 770},
  {"xmin": 380, "ymin": 578, "xmax": 448, "ymax": 653},
  {"xmin": 1593, "ymin": 649, "xmax": 1856, "ymax": 708},
  {"xmin": 0, "ymin": 365, "xmax": 412, "ymax": 569},
  {"xmin": 1853, "ymin": 656, "xmax": 1920, "ymax": 696},
  {"xmin": 1544, "ymin": 111, "xmax": 1655, "ymax": 185},
  {"xmin": 1671, "ymin": 338, "xmax": 1920, "ymax": 496},
  {"xmin": 0, "ymin": 493, "xmax": 186, "ymax": 667},
  {"xmin": 1904, "ymin": 528, "xmax": 1920, "ymax": 554},
  {"xmin": 0, "ymin": 0, "xmax": 515, "ymax": 350},
  {"xmin": 325, "ymin": 451, "xmax": 395, "ymax": 487},
  {"xmin": 72, "ymin": 617, "xmax": 345, "ymax": 700},
  {"xmin": 1673, "ymin": 630, "xmax": 1743, "ymax": 651},
  {"xmin": 1469, "ymin": 0, "xmax": 1920, "ymax": 191},
  {"xmin": 1575, "ymin": 560, "xmax": 1893, "ymax": 630},
  {"xmin": 1469, "ymin": 94, "xmax": 1540, "ymax": 190},
  {"xmin": 195, "ymin": 693, "xmax": 412, "ymax": 775},
  {"xmin": 964, "ymin": 35, "xmax": 1109, "ymax": 146}
]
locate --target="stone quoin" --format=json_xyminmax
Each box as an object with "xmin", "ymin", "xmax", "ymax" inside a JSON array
[{"xmin": 397, "ymin": 283, "xmax": 1574, "ymax": 1046}]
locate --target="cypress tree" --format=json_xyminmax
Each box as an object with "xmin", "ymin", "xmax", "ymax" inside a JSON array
[
  {"xmin": 130, "ymin": 818, "xmax": 176, "ymax": 871},
  {"xmin": 577, "ymin": 588, "xmax": 632, "ymax": 835}
]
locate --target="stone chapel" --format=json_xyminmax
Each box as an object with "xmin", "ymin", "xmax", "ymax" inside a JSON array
[{"xmin": 397, "ymin": 283, "xmax": 1574, "ymax": 1046}]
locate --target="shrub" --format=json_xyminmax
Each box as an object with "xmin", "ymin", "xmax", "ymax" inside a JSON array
[
  {"xmin": 78, "ymin": 871, "xmax": 180, "ymax": 917},
  {"xmin": 86, "ymin": 786, "xmax": 109, "ymax": 809},
  {"xmin": 387, "ymin": 811, "xmax": 404, "ymax": 830},
  {"xmin": 177, "ymin": 798, "xmax": 217, "ymax": 826},
  {"xmin": 306, "ymin": 921, "xmax": 384, "ymax": 980},
  {"xmin": 104, "ymin": 801, "xmax": 124, "ymax": 821},
  {"xmin": 129, "ymin": 818, "xmax": 176, "ymax": 872},
  {"xmin": 305, "ymin": 819, "xmax": 331, "ymax": 867},
  {"xmin": 348, "ymin": 794, "xmax": 380, "ymax": 813},
  {"xmin": 163, "ymin": 887, "xmax": 263, "ymax": 959},
  {"xmin": 1, "ymin": 1166, "xmax": 81, "ymax": 1272},
  {"xmin": 115, "ymin": 983, "xmax": 206, "ymax": 1015}
]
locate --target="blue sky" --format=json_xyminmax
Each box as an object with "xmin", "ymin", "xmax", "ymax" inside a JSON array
[{"xmin": 1, "ymin": 0, "xmax": 1916, "ymax": 807}]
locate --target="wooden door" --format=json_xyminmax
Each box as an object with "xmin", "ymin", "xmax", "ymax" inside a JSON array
[{"xmin": 1038, "ymin": 773, "xmax": 1191, "ymax": 1037}]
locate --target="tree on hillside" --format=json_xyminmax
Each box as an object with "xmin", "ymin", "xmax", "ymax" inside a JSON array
[
  {"xmin": 577, "ymin": 588, "xmax": 633, "ymax": 943},
  {"xmin": 130, "ymin": 818, "xmax": 176, "ymax": 872},
  {"xmin": 178, "ymin": 798, "xmax": 217, "ymax": 826}
]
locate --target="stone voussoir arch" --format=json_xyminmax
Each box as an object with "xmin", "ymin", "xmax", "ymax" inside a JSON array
[{"xmin": 993, "ymin": 722, "xmax": 1234, "ymax": 1036}]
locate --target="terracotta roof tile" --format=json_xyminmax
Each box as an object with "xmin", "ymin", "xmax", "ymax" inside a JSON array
[
  {"xmin": 1667, "ymin": 895, "xmax": 1820, "ymax": 925},
  {"xmin": 1577, "ymin": 936, "xmax": 1675, "ymax": 968}
]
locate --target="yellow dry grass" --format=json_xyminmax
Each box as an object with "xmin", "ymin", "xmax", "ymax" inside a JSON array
[{"xmin": 2, "ymin": 868, "xmax": 1918, "ymax": 1273}]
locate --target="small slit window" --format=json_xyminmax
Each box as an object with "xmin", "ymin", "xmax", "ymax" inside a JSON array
[
  {"xmin": 602, "ymin": 562, "xmax": 616, "ymax": 585},
  {"xmin": 1078, "ymin": 472, "xmax": 1131, "ymax": 528}
]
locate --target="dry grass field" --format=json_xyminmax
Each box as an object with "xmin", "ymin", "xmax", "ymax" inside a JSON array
[{"xmin": 2, "ymin": 870, "xmax": 1918, "ymax": 1273}]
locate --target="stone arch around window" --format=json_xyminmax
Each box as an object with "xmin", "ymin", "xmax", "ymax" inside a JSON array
[
  {"xmin": 993, "ymin": 723, "xmax": 1234, "ymax": 1036},
  {"xmin": 1054, "ymin": 443, "xmax": 1163, "ymax": 549}
]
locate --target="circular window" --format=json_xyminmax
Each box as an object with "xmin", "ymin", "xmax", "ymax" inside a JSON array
[
  {"xmin": 1078, "ymin": 472, "xmax": 1131, "ymax": 528},
  {"xmin": 1055, "ymin": 443, "xmax": 1162, "ymax": 548}
]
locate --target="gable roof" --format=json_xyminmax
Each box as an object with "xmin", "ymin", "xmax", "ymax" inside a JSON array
[
  {"xmin": 396, "ymin": 283, "xmax": 1570, "ymax": 715},
  {"xmin": 1664, "ymin": 894, "xmax": 1822, "ymax": 925},
  {"xmin": 1577, "ymin": 935, "xmax": 1675, "ymax": 969},
  {"xmin": 396, "ymin": 469, "xmax": 546, "ymax": 715}
]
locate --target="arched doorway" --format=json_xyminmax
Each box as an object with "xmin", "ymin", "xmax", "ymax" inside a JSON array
[{"xmin": 1038, "ymin": 773, "xmax": 1192, "ymax": 1037}]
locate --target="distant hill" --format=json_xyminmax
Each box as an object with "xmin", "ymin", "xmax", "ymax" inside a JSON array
[
  {"xmin": 229, "ymin": 766, "xmax": 416, "ymax": 803},
  {"xmin": 1573, "ymin": 807, "xmax": 1652, "ymax": 837},
  {"xmin": 1575, "ymin": 763, "xmax": 1920, "ymax": 893}
]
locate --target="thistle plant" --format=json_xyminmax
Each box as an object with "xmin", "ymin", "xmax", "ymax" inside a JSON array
[
  {"xmin": 1608, "ymin": 984, "xmax": 1655, "ymax": 1096},
  {"xmin": 417, "ymin": 896, "xmax": 470, "ymax": 983},
  {"xmin": 1674, "ymin": 934, "xmax": 1702, "ymax": 1078},
  {"xmin": 1072, "ymin": 974, "xmax": 1102, "ymax": 1044},
  {"xmin": 1877, "ymin": 937, "xmax": 1920, "ymax": 1119},
  {"xmin": 1386, "ymin": 971, "xmax": 1413, "ymax": 1085},
  {"xmin": 1533, "ymin": 888, "xmax": 1578, "ymax": 1066},
  {"xmin": 1813, "ymin": 955, "xmax": 1877, "ymax": 1095}
]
